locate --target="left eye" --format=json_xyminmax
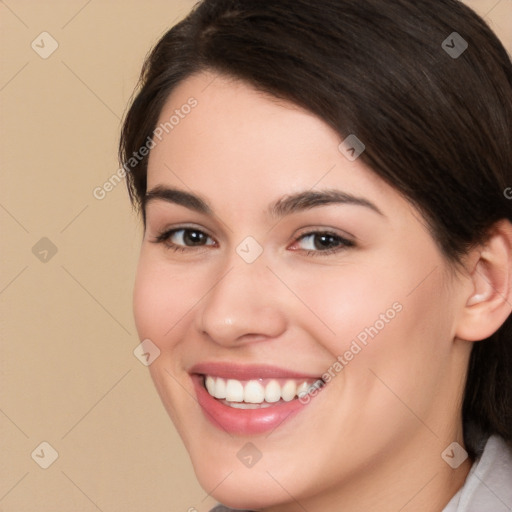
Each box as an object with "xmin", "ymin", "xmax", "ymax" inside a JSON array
[{"xmin": 293, "ymin": 232, "xmax": 353, "ymax": 252}]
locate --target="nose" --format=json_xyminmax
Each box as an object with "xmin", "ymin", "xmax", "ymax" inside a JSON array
[{"xmin": 193, "ymin": 259, "xmax": 288, "ymax": 347}]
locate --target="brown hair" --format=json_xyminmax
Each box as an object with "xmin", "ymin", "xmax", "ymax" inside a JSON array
[{"xmin": 119, "ymin": 0, "xmax": 512, "ymax": 458}]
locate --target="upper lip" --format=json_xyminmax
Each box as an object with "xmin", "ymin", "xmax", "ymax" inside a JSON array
[{"xmin": 189, "ymin": 362, "xmax": 322, "ymax": 381}]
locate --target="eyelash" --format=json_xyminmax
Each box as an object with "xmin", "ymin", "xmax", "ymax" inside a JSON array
[{"xmin": 151, "ymin": 227, "xmax": 355, "ymax": 257}]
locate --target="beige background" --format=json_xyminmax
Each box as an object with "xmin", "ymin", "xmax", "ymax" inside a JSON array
[{"xmin": 0, "ymin": 1, "xmax": 511, "ymax": 511}]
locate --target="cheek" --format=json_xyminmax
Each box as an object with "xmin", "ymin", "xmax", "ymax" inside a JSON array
[
  {"xmin": 132, "ymin": 255, "xmax": 164, "ymax": 341},
  {"xmin": 287, "ymin": 253, "xmax": 454, "ymax": 381},
  {"xmin": 132, "ymin": 251, "xmax": 198, "ymax": 344},
  {"xmin": 132, "ymin": 252, "xmax": 203, "ymax": 427},
  {"xmin": 335, "ymin": 261, "xmax": 456, "ymax": 419},
  {"xmin": 284, "ymin": 260, "xmax": 407, "ymax": 357}
]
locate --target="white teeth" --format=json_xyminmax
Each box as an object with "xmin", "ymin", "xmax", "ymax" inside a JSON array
[
  {"xmin": 265, "ymin": 380, "xmax": 281, "ymax": 403},
  {"xmin": 204, "ymin": 376, "xmax": 323, "ymax": 404},
  {"xmin": 296, "ymin": 381, "xmax": 310, "ymax": 398},
  {"xmin": 205, "ymin": 376, "xmax": 216, "ymax": 396},
  {"xmin": 225, "ymin": 379, "xmax": 244, "ymax": 402},
  {"xmin": 224, "ymin": 401, "xmax": 273, "ymax": 409},
  {"xmin": 281, "ymin": 380, "xmax": 297, "ymax": 402},
  {"xmin": 244, "ymin": 380, "xmax": 265, "ymax": 403},
  {"xmin": 214, "ymin": 378, "xmax": 226, "ymax": 399}
]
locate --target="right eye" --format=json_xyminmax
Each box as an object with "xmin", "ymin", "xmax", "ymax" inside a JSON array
[{"xmin": 152, "ymin": 228, "xmax": 217, "ymax": 252}]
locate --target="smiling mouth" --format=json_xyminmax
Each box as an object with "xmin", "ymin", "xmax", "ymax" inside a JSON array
[{"xmin": 202, "ymin": 375, "xmax": 325, "ymax": 409}]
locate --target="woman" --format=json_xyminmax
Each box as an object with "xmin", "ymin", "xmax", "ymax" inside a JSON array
[{"xmin": 119, "ymin": 0, "xmax": 512, "ymax": 510}]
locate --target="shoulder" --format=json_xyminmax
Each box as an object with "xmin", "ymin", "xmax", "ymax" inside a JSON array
[{"xmin": 443, "ymin": 435, "xmax": 512, "ymax": 512}]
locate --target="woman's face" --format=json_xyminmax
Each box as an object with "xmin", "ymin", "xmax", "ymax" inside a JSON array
[{"xmin": 134, "ymin": 71, "xmax": 472, "ymax": 511}]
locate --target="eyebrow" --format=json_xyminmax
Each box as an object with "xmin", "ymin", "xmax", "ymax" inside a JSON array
[
  {"xmin": 269, "ymin": 189, "xmax": 384, "ymax": 218},
  {"xmin": 144, "ymin": 185, "xmax": 212, "ymax": 215},
  {"xmin": 144, "ymin": 185, "xmax": 384, "ymax": 218}
]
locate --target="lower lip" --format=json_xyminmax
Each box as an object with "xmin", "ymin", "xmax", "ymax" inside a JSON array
[{"xmin": 191, "ymin": 375, "xmax": 318, "ymax": 435}]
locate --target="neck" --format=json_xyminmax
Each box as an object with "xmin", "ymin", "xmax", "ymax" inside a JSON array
[{"xmin": 265, "ymin": 430, "xmax": 472, "ymax": 512}]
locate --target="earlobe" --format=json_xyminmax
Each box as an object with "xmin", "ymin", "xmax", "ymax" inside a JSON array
[{"xmin": 455, "ymin": 219, "xmax": 512, "ymax": 342}]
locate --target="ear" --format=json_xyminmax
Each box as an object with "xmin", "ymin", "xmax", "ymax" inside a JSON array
[{"xmin": 455, "ymin": 219, "xmax": 512, "ymax": 342}]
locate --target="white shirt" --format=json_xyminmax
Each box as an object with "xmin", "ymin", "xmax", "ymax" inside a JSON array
[{"xmin": 442, "ymin": 435, "xmax": 512, "ymax": 512}]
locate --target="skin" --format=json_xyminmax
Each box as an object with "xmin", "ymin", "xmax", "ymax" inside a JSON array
[{"xmin": 133, "ymin": 71, "xmax": 512, "ymax": 512}]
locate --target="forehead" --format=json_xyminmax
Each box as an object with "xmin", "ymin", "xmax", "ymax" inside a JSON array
[{"xmin": 146, "ymin": 71, "xmax": 409, "ymax": 218}]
